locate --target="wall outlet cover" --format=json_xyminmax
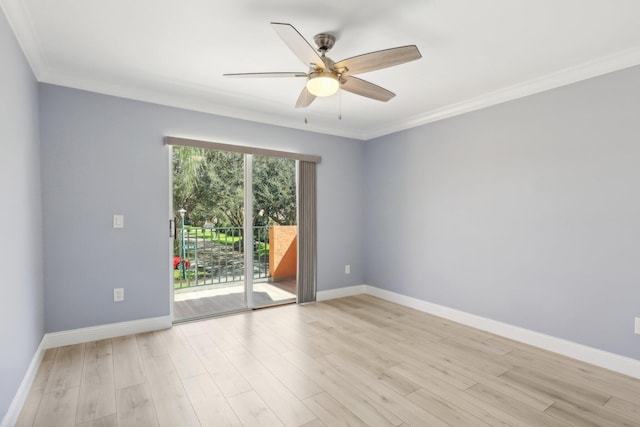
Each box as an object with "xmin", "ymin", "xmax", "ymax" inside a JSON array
[
  {"xmin": 635, "ymin": 317, "xmax": 640, "ymax": 335},
  {"xmin": 114, "ymin": 288, "xmax": 124, "ymax": 302},
  {"xmin": 113, "ymin": 215, "xmax": 124, "ymax": 228}
]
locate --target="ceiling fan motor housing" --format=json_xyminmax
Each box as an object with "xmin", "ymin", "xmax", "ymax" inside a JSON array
[{"xmin": 314, "ymin": 33, "xmax": 336, "ymax": 53}]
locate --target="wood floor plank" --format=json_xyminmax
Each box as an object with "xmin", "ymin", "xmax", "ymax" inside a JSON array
[
  {"xmin": 14, "ymin": 387, "xmax": 43, "ymax": 427},
  {"xmin": 32, "ymin": 348, "xmax": 58, "ymax": 391},
  {"xmin": 327, "ymin": 350, "xmax": 421, "ymax": 397},
  {"xmin": 501, "ymin": 366, "xmax": 612, "ymax": 406},
  {"xmin": 76, "ymin": 413, "xmax": 117, "ymax": 427},
  {"xmin": 142, "ymin": 354, "xmax": 200, "ymax": 427},
  {"xmin": 184, "ymin": 332, "xmax": 252, "ymax": 397},
  {"xmin": 299, "ymin": 419, "xmax": 325, "ymax": 427},
  {"xmin": 32, "ymin": 386, "xmax": 80, "ymax": 427},
  {"xmin": 182, "ymin": 373, "xmax": 242, "ymax": 427},
  {"xmin": 302, "ymin": 392, "xmax": 368, "ymax": 427},
  {"xmin": 115, "ymin": 383, "xmax": 159, "ymax": 427},
  {"xmin": 395, "ymin": 339, "xmax": 511, "ymax": 378},
  {"xmin": 426, "ymin": 338, "xmax": 515, "ymax": 376},
  {"xmin": 258, "ymin": 352, "xmax": 324, "ymax": 400},
  {"xmin": 329, "ymin": 330, "xmax": 405, "ymax": 368},
  {"xmin": 112, "ymin": 335, "xmax": 145, "ymax": 390},
  {"xmin": 317, "ymin": 353, "xmax": 450, "ymax": 427},
  {"xmin": 391, "ymin": 358, "xmax": 478, "ymax": 391},
  {"xmin": 136, "ymin": 331, "xmax": 168, "ymax": 360},
  {"xmin": 175, "ymin": 320, "xmax": 205, "ymax": 337},
  {"xmin": 394, "ymin": 349, "xmax": 555, "ymax": 411},
  {"xmin": 162, "ymin": 326, "xmax": 207, "ymax": 380},
  {"xmin": 545, "ymin": 398, "xmax": 639, "ymax": 427},
  {"xmin": 490, "ymin": 333, "xmax": 640, "ymax": 391},
  {"xmin": 75, "ymin": 339, "xmax": 116, "ymax": 424},
  {"xmin": 604, "ymin": 396, "xmax": 640, "ymax": 422},
  {"xmin": 199, "ymin": 316, "xmax": 246, "ymax": 351},
  {"xmin": 481, "ymin": 337, "xmax": 521, "ymax": 354},
  {"xmin": 227, "ymin": 390, "xmax": 284, "ymax": 427},
  {"xmin": 444, "ymin": 335, "xmax": 512, "ymax": 356},
  {"xmin": 505, "ymin": 347, "xmax": 640, "ymax": 404},
  {"xmin": 406, "ymin": 388, "xmax": 491, "ymax": 426},
  {"xmin": 392, "ymin": 365, "xmax": 528, "ymax": 427},
  {"xmin": 283, "ymin": 349, "xmax": 402, "ymax": 426},
  {"xmin": 247, "ymin": 323, "xmax": 299, "ymax": 354},
  {"xmin": 225, "ymin": 347, "xmax": 317, "ymax": 427},
  {"xmin": 465, "ymin": 383, "xmax": 570, "ymax": 426},
  {"xmin": 44, "ymin": 344, "xmax": 85, "ymax": 394},
  {"xmin": 300, "ymin": 301, "xmax": 385, "ymax": 337}
]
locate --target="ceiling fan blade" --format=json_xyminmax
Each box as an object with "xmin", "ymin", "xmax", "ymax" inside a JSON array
[
  {"xmin": 295, "ymin": 87, "xmax": 317, "ymax": 108},
  {"xmin": 223, "ymin": 72, "xmax": 307, "ymax": 78},
  {"xmin": 340, "ymin": 76, "xmax": 395, "ymax": 102},
  {"xmin": 334, "ymin": 45, "xmax": 421, "ymax": 76},
  {"xmin": 271, "ymin": 22, "xmax": 326, "ymax": 70}
]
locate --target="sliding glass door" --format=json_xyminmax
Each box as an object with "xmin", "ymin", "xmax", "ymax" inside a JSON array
[{"xmin": 171, "ymin": 147, "xmax": 297, "ymax": 322}]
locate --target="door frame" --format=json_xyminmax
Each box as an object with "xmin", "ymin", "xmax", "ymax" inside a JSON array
[{"xmin": 166, "ymin": 137, "xmax": 320, "ymax": 321}]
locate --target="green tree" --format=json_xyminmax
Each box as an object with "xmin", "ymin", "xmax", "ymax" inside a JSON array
[
  {"xmin": 253, "ymin": 155, "xmax": 296, "ymax": 226},
  {"xmin": 172, "ymin": 146, "xmax": 208, "ymax": 223},
  {"xmin": 172, "ymin": 147, "xmax": 296, "ymax": 230}
]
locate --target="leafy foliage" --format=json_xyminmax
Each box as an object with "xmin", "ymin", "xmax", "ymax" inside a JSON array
[{"xmin": 172, "ymin": 147, "xmax": 297, "ymax": 229}]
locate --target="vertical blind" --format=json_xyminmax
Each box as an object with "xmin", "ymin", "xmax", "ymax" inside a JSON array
[{"xmin": 297, "ymin": 161, "xmax": 317, "ymax": 303}]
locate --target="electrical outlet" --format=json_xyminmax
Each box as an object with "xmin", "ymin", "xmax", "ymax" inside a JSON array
[
  {"xmin": 345, "ymin": 264, "xmax": 351, "ymax": 275},
  {"xmin": 635, "ymin": 317, "xmax": 640, "ymax": 335},
  {"xmin": 114, "ymin": 288, "xmax": 124, "ymax": 302},
  {"xmin": 113, "ymin": 215, "xmax": 124, "ymax": 228}
]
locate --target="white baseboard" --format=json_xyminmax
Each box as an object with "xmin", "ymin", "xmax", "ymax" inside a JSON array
[
  {"xmin": 1, "ymin": 340, "xmax": 46, "ymax": 427},
  {"xmin": 42, "ymin": 315, "xmax": 172, "ymax": 349},
  {"xmin": 316, "ymin": 285, "xmax": 366, "ymax": 301},
  {"xmin": 361, "ymin": 285, "xmax": 640, "ymax": 379}
]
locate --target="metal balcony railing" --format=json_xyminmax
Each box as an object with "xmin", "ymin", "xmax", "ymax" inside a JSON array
[{"xmin": 175, "ymin": 225, "xmax": 270, "ymax": 289}]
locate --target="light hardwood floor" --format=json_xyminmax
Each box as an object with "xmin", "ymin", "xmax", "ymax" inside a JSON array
[{"xmin": 16, "ymin": 295, "xmax": 640, "ymax": 426}]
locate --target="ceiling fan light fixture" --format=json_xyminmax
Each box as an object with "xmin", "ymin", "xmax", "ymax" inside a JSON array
[{"xmin": 306, "ymin": 72, "xmax": 339, "ymax": 97}]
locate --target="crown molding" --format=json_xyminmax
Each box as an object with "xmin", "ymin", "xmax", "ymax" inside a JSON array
[
  {"xmin": 0, "ymin": 0, "xmax": 46, "ymax": 79},
  {"xmin": 363, "ymin": 46, "xmax": 640, "ymax": 140},
  {"xmin": 41, "ymin": 69, "xmax": 367, "ymax": 140},
  {"xmin": 41, "ymin": 44, "xmax": 640, "ymax": 142},
  {"xmin": 4, "ymin": 0, "xmax": 640, "ymax": 141}
]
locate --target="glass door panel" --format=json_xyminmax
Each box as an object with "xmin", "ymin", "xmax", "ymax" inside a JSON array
[
  {"xmin": 172, "ymin": 147, "xmax": 247, "ymax": 321},
  {"xmin": 251, "ymin": 154, "xmax": 298, "ymax": 308}
]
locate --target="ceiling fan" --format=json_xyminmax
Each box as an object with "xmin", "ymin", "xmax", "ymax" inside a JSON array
[{"xmin": 224, "ymin": 22, "xmax": 422, "ymax": 108}]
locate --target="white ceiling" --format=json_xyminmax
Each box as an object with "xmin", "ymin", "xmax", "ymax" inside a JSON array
[{"xmin": 3, "ymin": 0, "xmax": 640, "ymax": 140}]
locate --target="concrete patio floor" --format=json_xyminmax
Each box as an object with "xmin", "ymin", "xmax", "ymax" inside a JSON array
[{"xmin": 173, "ymin": 279, "xmax": 296, "ymax": 322}]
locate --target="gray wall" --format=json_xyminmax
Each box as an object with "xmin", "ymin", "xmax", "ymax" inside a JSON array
[
  {"xmin": 364, "ymin": 65, "xmax": 640, "ymax": 359},
  {"xmin": 39, "ymin": 84, "xmax": 365, "ymax": 332},
  {"xmin": 0, "ymin": 8, "xmax": 44, "ymax": 421}
]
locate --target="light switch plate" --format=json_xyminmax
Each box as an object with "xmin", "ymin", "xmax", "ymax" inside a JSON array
[
  {"xmin": 113, "ymin": 215, "xmax": 124, "ymax": 228},
  {"xmin": 114, "ymin": 288, "xmax": 124, "ymax": 302},
  {"xmin": 635, "ymin": 317, "xmax": 640, "ymax": 335},
  {"xmin": 345, "ymin": 264, "xmax": 351, "ymax": 275}
]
